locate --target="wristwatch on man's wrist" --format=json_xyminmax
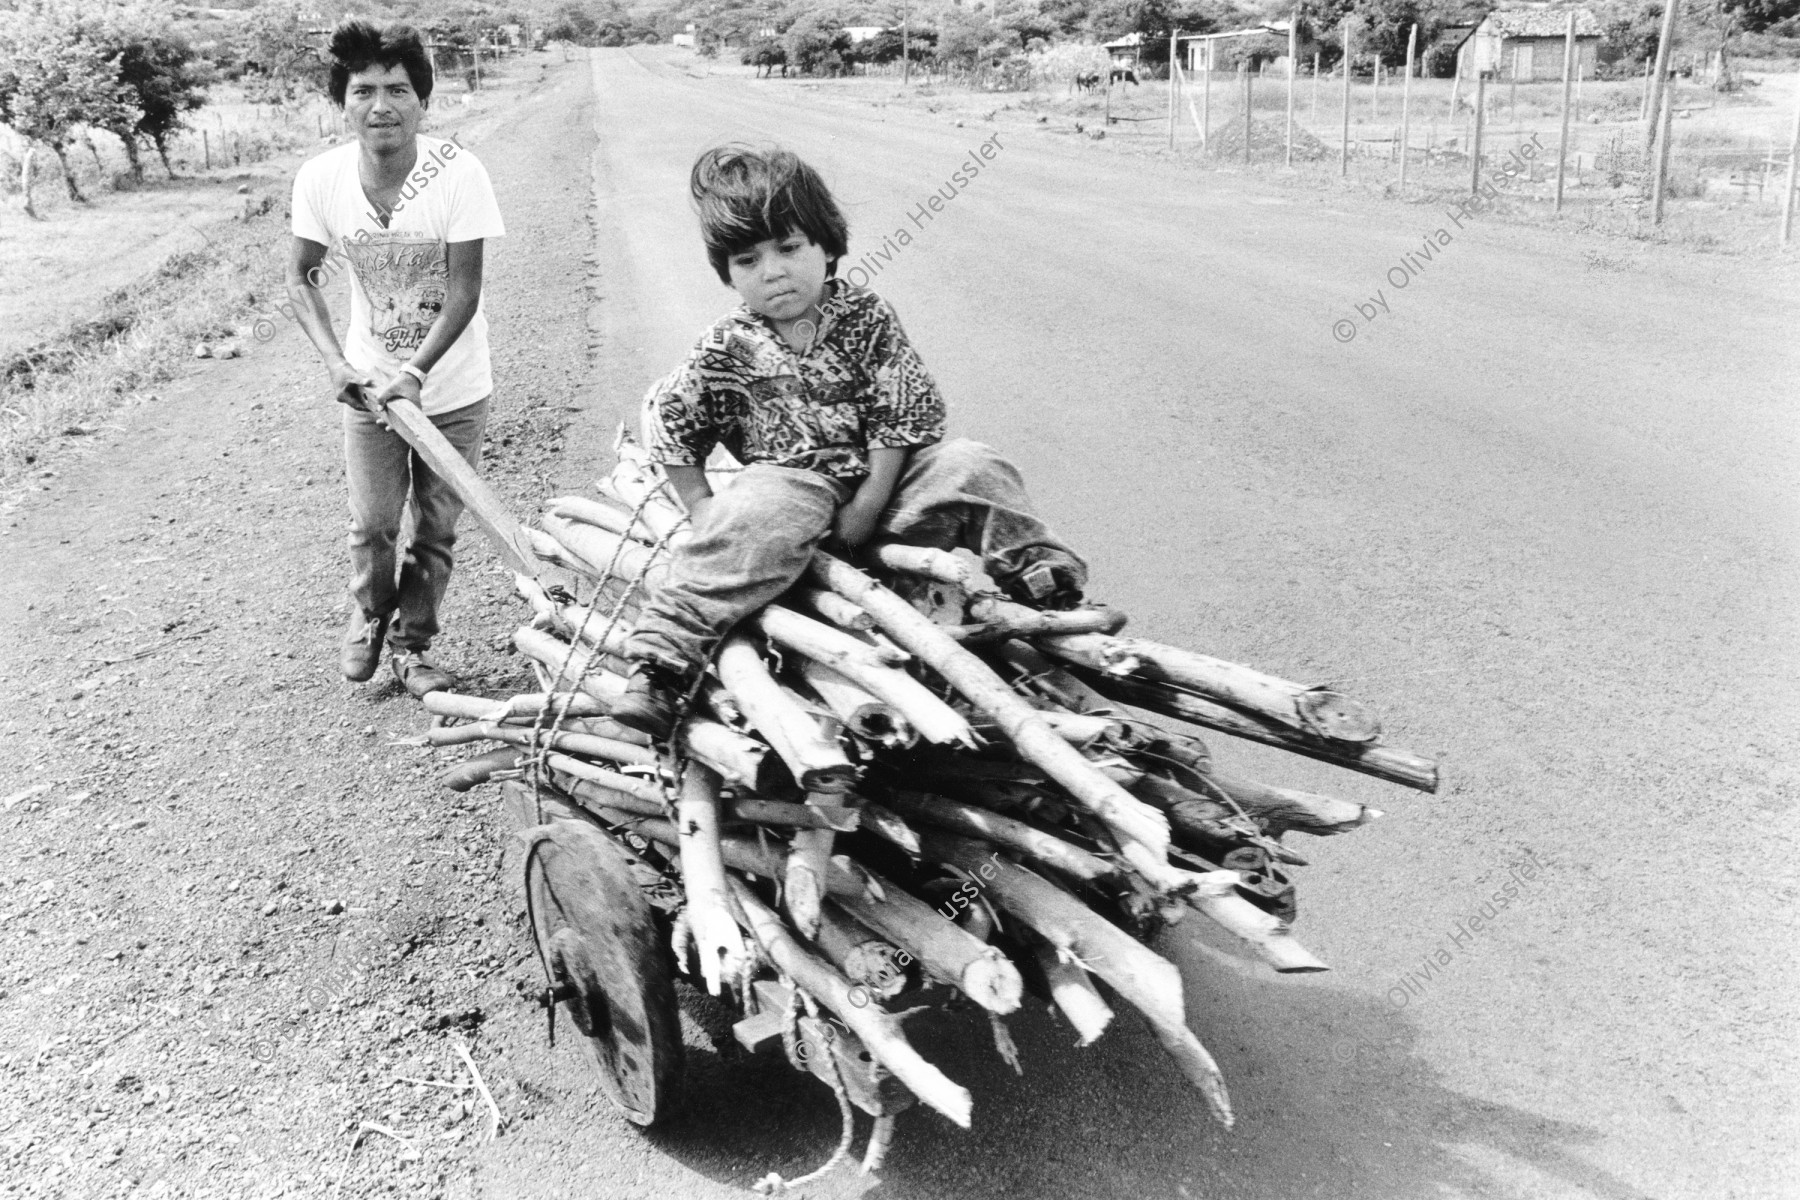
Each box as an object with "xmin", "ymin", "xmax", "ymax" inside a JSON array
[{"xmin": 399, "ymin": 362, "xmax": 428, "ymax": 386}]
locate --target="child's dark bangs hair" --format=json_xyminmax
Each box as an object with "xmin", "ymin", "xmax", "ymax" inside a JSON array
[
  {"xmin": 690, "ymin": 146, "xmax": 849, "ymax": 283},
  {"xmin": 327, "ymin": 19, "xmax": 434, "ymax": 106}
]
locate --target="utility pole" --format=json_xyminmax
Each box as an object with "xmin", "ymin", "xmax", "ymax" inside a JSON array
[
  {"xmin": 1169, "ymin": 30, "xmax": 1179, "ymax": 150},
  {"xmin": 1340, "ymin": 21, "xmax": 1351, "ymax": 177},
  {"xmin": 1782, "ymin": 83, "xmax": 1800, "ymax": 245},
  {"xmin": 1470, "ymin": 71, "xmax": 1488, "ymax": 195},
  {"xmin": 902, "ymin": 0, "xmax": 911, "ymax": 85},
  {"xmin": 1285, "ymin": 14, "xmax": 1297, "ymax": 167},
  {"xmin": 1645, "ymin": 0, "xmax": 1678, "ymax": 161},
  {"xmin": 1399, "ymin": 24, "xmax": 1416, "ymax": 190},
  {"xmin": 1555, "ymin": 11, "xmax": 1575, "ymax": 213}
]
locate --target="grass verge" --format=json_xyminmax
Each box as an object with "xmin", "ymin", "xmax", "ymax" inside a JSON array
[{"xmin": 0, "ymin": 200, "xmax": 288, "ymax": 497}]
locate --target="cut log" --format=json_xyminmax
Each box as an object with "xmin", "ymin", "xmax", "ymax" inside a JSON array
[
  {"xmin": 959, "ymin": 597, "xmax": 1128, "ymax": 643},
  {"xmin": 754, "ymin": 606, "xmax": 974, "ymax": 748},
  {"xmin": 1184, "ymin": 888, "xmax": 1330, "ymax": 974},
  {"xmin": 674, "ymin": 762, "xmax": 748, "ymax": 997},
  {"xmin": 1070, "ymin": 669, "xmax": 1440, "ymax": 793},
  {"xmin": 516, "ymin": 577, "xmax": 633, "ymax": 659},
  {"xmin": 439, "ymin": 747, "xmax": 520, "ymax": 792},
  {"xmin": 797, "ymin": 588, "xmax": 875, "ymax": 631},
  {"xmin": 828, "ymin": 882, "xmax": 1022, "ymax": 1016},
  {"xmin": 512, "ymin": 627, "xmax": 626, "ymax": 701},
  {"xmin": 867, "ymin": 543, "xmax": 971, "ymax": 584},
  {"xmin": 1032, "ymin": 940, "xmax": 1114, "ymax": 1047},
  {"xmin": 815, "ymin": 906, "xmax": 910, "ymax": 1001},
  {"xmin": 812, "ymin": 554, "xmax": 1180, "ymax": 891},
  {"xmin": 757, "ymin": 605, "xmax": 909, "ymax": 667},
  {"xmin": 539, "ymin": 513, "xmax": 666, "ymax": 585},
  {"xmin": 857, "ymin": 800, "xmax": 922, "ymax": 855},
  {"xmin": 716, "ymin": 633, "xmax": 859, "ymax": 794},
  {"xmin": 545, "ymin": 754, "xmax": 668, "ymax": 810},
  {"xmin": 726, "ymin": 877, "xmax": 973, "ymax": 1128},
  {"xmin": 916, "ymin": 830, "xmax": 1233, "ymax": 1127},
  {"xmin": 786, "ymin": 820, "xmax": 835, "ymax": 941},
  {"xmin": 971, "ymin": 708, "xmax": 1120, "ymax": 751},
  {"xmin": 1039, "ymin": 634, "xmax": 1380, "ymax": 744},
  {"xmin": 989, "ymin": 640, "xmax": 1118, "ymax": 716},
  {"xmin": 1203, "ymin": 767, "xmax": 1381, "ymax": 837},
  {"xmin": 798, "ymin": 659, "xmax": 917, "ymax": 749},
  {"xmin": 429, "ymin": 722, "xmax": 657, "ymax": 767},
  {"xmin": 424, "ymin": 690, "xmax": 595, "ymax": 722},
  {"xmin": 877, "ymin": 789, "xmax": 1122, "ymax": 885},
  {"xmin": 550, "ymin": 494, "xmax": 686, "ymax": 549},
  {"xmin": 677, "ymin": 718, "xmax": 771, "ymax": 792}
]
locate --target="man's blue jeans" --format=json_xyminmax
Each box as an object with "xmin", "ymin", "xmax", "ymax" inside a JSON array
[
  {"xmin": 342, "ymin": 398, "xmax": 490, "ymax": 652},
  {"xmin": 624, "ymin": 438, "xmax": 1086, "ymax": 676}
]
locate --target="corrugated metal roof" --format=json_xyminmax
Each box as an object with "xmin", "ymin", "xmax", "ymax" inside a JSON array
[{"xmin": 1484, "ymin": 7, "xmax": 1603, "ymax": 38}]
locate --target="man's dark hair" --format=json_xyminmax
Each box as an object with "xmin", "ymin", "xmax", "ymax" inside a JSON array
[
  {"xmin": 690, "ymin": 145, "xmax": 850, "ymax": 284},
  {"xmin": 327, "ymin": 20, "xmax": 434, "ymax": 107}
]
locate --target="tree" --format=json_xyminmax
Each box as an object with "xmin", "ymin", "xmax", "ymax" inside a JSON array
[
  {"xmin": 784, "ymin": 9, "xmax": 852, "ymax": 74},
  {"xmin": 87, "ymin": 15, "xmax": 210, "ymax": 181},
  {"xmin": 0, "ymin": 3, "xmax": 137, "ymax": 215},
  {"xmin": 544, "ymin": 2, "xmax": 602, "ymax": 44},
  {"xmin": 743, "ymin": 33, "xmax": 788, "ymax": 74},
  {"xmin": 1688, "ymin": 0, "xmax": 1800, "ymax": 86},
  {"xmin": 239, "ymin": 0, "xmax": 326, "ymax": 103}
]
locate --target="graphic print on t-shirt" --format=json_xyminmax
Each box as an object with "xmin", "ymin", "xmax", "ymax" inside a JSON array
[{"xmin": 343, "ymin": 233, "xmax": 447, "ymax": 357}]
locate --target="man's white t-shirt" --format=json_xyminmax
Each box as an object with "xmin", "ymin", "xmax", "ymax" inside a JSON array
[{"xmin": 291, "ymin": 136, "xmax": 505, "ymax": 416}]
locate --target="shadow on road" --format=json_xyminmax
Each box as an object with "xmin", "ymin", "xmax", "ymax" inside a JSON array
[{"xmin": 634, "ymin": 945, "xmax": 1655, "ymax": 1200}]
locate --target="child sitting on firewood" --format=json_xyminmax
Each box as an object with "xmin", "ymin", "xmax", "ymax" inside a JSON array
[{"xmin": 612, "ymin": 145, "xmax": 1087, "ymax": 738}]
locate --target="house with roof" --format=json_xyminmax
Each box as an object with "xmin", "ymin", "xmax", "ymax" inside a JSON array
[{"xmin": 1455, "ymin": 5, "xmax": 1601, "ymax": 81}]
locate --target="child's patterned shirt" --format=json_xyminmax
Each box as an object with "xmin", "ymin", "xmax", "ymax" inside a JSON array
[{"xmin": 641, "ymin": 280, "xmax": 946, "ymax": 481}]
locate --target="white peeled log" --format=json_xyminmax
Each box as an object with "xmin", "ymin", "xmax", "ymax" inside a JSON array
[
  {"xmin": 1033, "ymin": 940, "xmax": 1114, "ymax": 1047},
  {"xmin": 797, "ymin": 588, "xmax": 876, "ymax": 631},
  {"xmin": 754, "ymin": 606, "xmax": 974, "ymax": 748},
  {"xmin": 917, "ymin": 830, "xmax": 1233, "ymax": 1127},
  {"xmin": 1182, "ymin": 886, "xmax": 1330, "ymax": 974},
  {"xmin": 431, "ymin": 722, "xmax": 654, "ymax": 767},
  {"xmin": 726, "ymin": 877, "xmax": 974, "ymax": 1129},
  {"xmin": 676, "ymin": 762, "xmax": 750, "ymax": 997},
  {"xmin": 827, "ymin": 874, "xmax": 1023, "ymax": 1016},
  {"xmin": 539, "ymin": 513, "xmax": 667, "ymax": 585},
  {"xmin": 678, "ymin": 717, "xmax": 771, "ymax": 792},
  {"xmin": 867, "ymin": 543, "xmax": 971, "ymax": 584},
  {"xmin": 423, "ymin": 690, "xmax": 612, "ymax": 723},
  {"xmin": 798, "ymin": 658, "xmax": 917, "ymax": 749},
  {"xmin": 812, "ymin": 554, "xmax": 1181, "ymax": 892},
  {"xmin": 516, "ymin": 576, "xmax": 633, "ymax": 659},
  {"xmin": 1038, "ymin": 634, "xmax": 1381, "ymax": 745},
  {"xmin": 513, "ymin": 627, "xmax": 627, "ymax": 701},
  {"xmin": 877, "ymin": 789, "xmax": 1123, "ymax": 885},
  {"xmin": 959, "ymin": 596, "xmax": 1128, "ymax": 642},
  {"xmin": 550, "ymin": 494, "xmax": 688, "ymax": 549},
  {"xmin": 716, "ymin": 633, "xmax": 859, "ymax": 795}
]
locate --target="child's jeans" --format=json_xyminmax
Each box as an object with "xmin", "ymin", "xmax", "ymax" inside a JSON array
[
  {"xmin": 342, "ymin": 397, "xmax": 490, "ymax": 651},
  {"xmin": 623, "ymin": 438, "xmax": 1086, "ymax": 677}
]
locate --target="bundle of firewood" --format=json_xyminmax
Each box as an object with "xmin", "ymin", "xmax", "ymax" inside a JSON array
[{"xmin": 427, "ymin": 440, "xmax": 1437, "ymax": 1150}]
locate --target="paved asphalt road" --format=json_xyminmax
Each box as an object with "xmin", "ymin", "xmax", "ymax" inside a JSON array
[{"xmin": 541, "ymin": 47, "xmax": 1796, "ymax": 1200}]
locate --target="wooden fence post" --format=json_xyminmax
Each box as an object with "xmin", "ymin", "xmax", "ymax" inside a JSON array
[
  {"xmin": 1285, "ymin": 15, "xmax": 1297, "ymax": 167},
  {"xmin": 1782, "ymin": 84, "xmax": 1800, "ymax": 244}
]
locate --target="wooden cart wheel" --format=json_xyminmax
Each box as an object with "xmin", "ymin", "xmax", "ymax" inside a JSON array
[{"xmin": 521, "ymin": 821, "xmax": 684, "ymax": 1126}]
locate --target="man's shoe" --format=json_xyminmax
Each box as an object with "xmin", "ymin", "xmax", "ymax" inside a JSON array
[
  {"xmin": 610, "ymin": 665, "xmax": 684, "ymax": 739},
  {"xmin": 340, "ymin": 610, "xmax": 391, "ymax": 683},
  {"xmin": 391, "ymin": 649, "xmax": 456, "ymax": 698},
  {"xmin": 1005, "ymin": 559, "xmax": 1085, "ymax": 611}
]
